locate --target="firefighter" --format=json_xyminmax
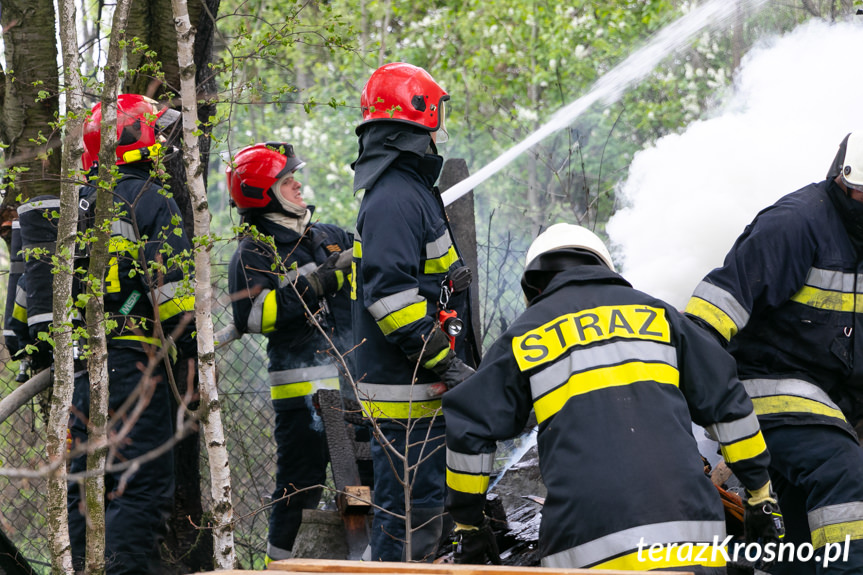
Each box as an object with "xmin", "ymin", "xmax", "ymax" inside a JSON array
[
  {"xmin": 685, "ymin": 132, "xmax": 863, "ymax": 574},
  {"xmin": 444, "ymin": 223, "xmax": 784, "ymax": 572},
  {"xmin": 227, "ymin": 142, "xmax": 353, "ymax": 563},
  {"xmin": 351, "ymin": 62, "xmax": 480, "ymax": 562},
  {"xmin": 45, "ymin": 93, "xmax": 195, "ymax": 574}
]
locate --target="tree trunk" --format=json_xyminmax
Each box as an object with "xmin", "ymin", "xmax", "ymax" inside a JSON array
[
  {"xmin": 49, "ymin": 1, "xmax": 86, "ymax": 569},
  {"xmin": 84, "ymin": 2, "xmax": 133, "ymax": 573},
  {"xmin": 170, "ymin": 0, "xmax": 236, "ymax": 568},
  {"xmin": 0, "ymin": 0, "xmax": 61, "ymax": 220}
]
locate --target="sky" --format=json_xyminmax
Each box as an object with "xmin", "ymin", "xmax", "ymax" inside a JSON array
[{"xmin": 606, "ymin": 20, "xmax": 863, "ymax": 310}]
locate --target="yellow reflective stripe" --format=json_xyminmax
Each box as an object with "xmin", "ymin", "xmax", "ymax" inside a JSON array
[
  {"xmin": 423, "ymin": 346, "xmax": 450, "ymax": 369},
  {"xmin": 592, "ymin": 545, "xmax": 725, "ymax": 571},
  {"xmin": 360, "ymin": 398, "xmax": 441, "ymax": 419},
  {"xmin": 534, "ymin": 362, "xmax": 679, "ymax": 424},
  {"xmin": 113, "ymin": 335, "xmax": 162, "ymax": 347},
  {"xmin": 446, "ymin": 468, "xmax": 490, "ymax": 495},
  {"xmin": 108, "ymin": 236, "xmax": 139, "ymax": 258},
  {"xmin": 719, "ymin": 430, "xmax": 767, "ymax": 464},
  {"xmin": 12, "ymin": 303, "xmax": 27, "ymax": 323},
  {"xmin": 424, "ymin": 245, "xmax": 458, "ymax": 274},
  {"xmin": 751, "ymin": 396, "xmax": 848, "ymax": 422},
  {"xmin": 271, "ymin": 381, "xmax": 313, "ymax": 400},
  {"xmin": 684, "ymin": 297, "xmax": 736, "ymax": 341},
  {"xmin": 353, "ymin": 239, "xmax": 362, "ymax": 258},
  {"xmin": 158, "ymin": 296, "xmax": 195, "ymax": 321},
  {"xmin": 261, "ymin": 289, "xmax": 278, "ymax": 334},
  {"xmin": 376, "ymin": 301, "xmax": 426, "ymax": 336},
  {"xmin": 811, "ymin": 521, "xmax": 863, "ymax": 549},
  {"xmin": 790, "ymin": 285, "xmax": 856, "ymax": 312}
]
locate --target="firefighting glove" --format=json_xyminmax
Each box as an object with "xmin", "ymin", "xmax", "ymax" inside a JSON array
[
  {"xmin": 452, "ymin": 517, "xmax": 501, "ymax": 565},
  {"xmin": 306, "ymin": 250, "xmax": 352, "ymax": 297},
  {"xmin": 428, "ymin": 349, "xmax": 475, "ymax": 396},
  {"xmin": 743, "ymin": 482, "xmax": 785, "ymax": 547}
]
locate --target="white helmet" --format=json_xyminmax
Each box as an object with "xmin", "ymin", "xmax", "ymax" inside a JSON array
[
  {"xmin": 840, "ymin": 132, "xmax": 863, "ymax": 191},
  {"xmin": 524, "ymin": 223, "xmax": 615, "ymax": 273}
]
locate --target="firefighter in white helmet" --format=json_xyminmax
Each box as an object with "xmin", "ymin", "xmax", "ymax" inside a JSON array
[
  {"xmin": 686, "ymin": 132, "xmax": 863, "ymax": 574},
  {"xmin": 444, "ymin": 223, "xmax": 783, "ymax": 572}
]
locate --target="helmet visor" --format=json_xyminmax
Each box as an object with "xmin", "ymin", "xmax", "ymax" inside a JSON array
[{"xmin": 436, "ymin": 102, "xmax": 449, "ymax": 144}]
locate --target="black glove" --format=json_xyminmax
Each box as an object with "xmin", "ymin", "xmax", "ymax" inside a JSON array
[
  {"xmin": 306, "ymin": 250, "xmax": 352, "ymax": 297},
  {"xmin": 428, "ymin": 350, "xmax": 475, "ymax": 395},
  {"xmin": 744, "ymin": 490, "xmax": 785, "ymax": 546},
  {"xmin": 26, "ymin": 338, "xmax": 54, "ymax": 373},
  {"xmin": 452, "ymin": 517, "xmax": 501, "ymax": 565}
]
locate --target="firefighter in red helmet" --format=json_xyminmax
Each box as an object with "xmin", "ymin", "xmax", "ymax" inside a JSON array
[
  {"xmin": 227, "ymin": 142, "xmax": 354, "ymax": 564},
  {"xmin": 18, "ymin": 93, "xmax": 195, "ymax": 574},
  {"xmin": 351, "ymin": 63, "xmax": 480, "ymax": 562}
]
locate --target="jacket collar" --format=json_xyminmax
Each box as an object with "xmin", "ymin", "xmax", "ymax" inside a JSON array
[
  {"xmin": 352, "ymin": 123, "xmax": 441, "ymax": 192},
  {"xmin": 530, "ymin": 265, "xmax": 631, "ymax": 306},
  {"xmin": 245, "ymin": 205, "xmax": 317, "ymax": 244}
]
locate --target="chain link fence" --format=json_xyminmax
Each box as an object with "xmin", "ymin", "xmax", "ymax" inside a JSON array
[{"xmin": 0, "ymin": 216, "xmax": 530, "ymax": 573}]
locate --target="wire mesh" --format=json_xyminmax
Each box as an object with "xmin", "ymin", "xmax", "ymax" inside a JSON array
[{"xmin": 0, "ymin": 227, "xmax": 528, "ymax": 573}]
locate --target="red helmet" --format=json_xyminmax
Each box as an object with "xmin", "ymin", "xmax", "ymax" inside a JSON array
[
  {"xmin": 81, "ymin": 94, "xmax": 180, "ymax": 169},
  {"xmin": 358, "ymin": 63, "xmax": 449, "ymax": 139},
  {"xmin": 226, "ymin": 142, "xmax": 306, "ymax": 213}
]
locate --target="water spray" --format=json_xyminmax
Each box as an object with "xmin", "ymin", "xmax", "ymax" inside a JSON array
[{"xmin": 441, "ymin": 0, "xmax": 769, "ymax": 208}]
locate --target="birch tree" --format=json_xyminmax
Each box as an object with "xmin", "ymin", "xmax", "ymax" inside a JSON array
[{"xmin": 171, "ymin": 0, "xmax": 236, "ymax": 568}]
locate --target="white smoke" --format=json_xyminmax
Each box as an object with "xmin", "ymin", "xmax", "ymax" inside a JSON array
[{"xmin": 607, "ymin": 20, "xmax": 863, "ymax": 310}]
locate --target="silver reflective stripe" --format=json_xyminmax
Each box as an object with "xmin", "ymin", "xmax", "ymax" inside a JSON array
[
  {"xmin": 425, "ymin": 230, "xmax": 453, "ymax": 259},
  {"xmin": 147, "ymin": 281, "xmax": 185, "ymax": 305},
  {"xmin": 246, "ymin": 289, "xmax": 271, "ymax": 333},
  {"xmin": 356, "ymin": 381, "xmax": 438, "ymax": 402},
  {"xmin": 806, "ymin": 268, "xmax": 855, "ymax": 293},
  {"xmin": 266, "ymin": 542, "xmax": 292, "ymax": 561},
  {"xmin": 542, "ymin": 520, "xmax": 726, "ymax": 569},
  {"xmin": 367, "ymin": 287, "xmax": 424, "ymax": 322},
  {"xmin": 809, "ymin": 502, "xmax": 863, "ymax": 531},
  {"xmin": 3, "ymin": 329, "xmax": 14, "ymax": 337},
  {"xmin": 15, "ymin": 286, "xmax": 26, "ymax": 306},
  {"xmin": 17, "ymin": 198, "xmax": 61, "ymax": 215},
  {"xmin": 11, "ymin": 220, "xmax": 19, "ymax": 230},
  {"xmin": 446, "ymin": 449, "xmax": 494, "ymax": 475},
  {"xmin": 743, "ymin": 378, "xmax": 840, "ymax": 409},
  {"xmin": 354, "ymin": 229, "xmax": 361, "ymax": 241},
  {"xmin": 112, "ymin": 220, "xmax": 138, "ymax": 242},
  {"xmin": 28, "ymin": 312, "xmax": 53, "ymax": 326},
  {"xmin": 691, "ymin": 281, "xmax": 750, "ymax": 330},
  {"xmin": 530, "ymin": 340, "xmax": 678, "ymax": 401},
  {"xmin": 706, "ymin": 411, "xmax": 761, "ymax": 445},
  {"xmin": 278, "ymin": 262, "xmax": 316, "ymax": 288},
  {"xmin": 268, "ymin": 364, "xmax": 340, "ymax": 385}
]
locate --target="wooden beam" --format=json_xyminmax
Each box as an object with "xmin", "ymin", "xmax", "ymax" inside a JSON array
[{"xmin": 267, "ymin": 558, "xmax": 694, "ymax": 575}]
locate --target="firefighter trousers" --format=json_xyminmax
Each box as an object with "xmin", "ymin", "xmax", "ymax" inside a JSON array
[
  {"xmin": 763, "ymin": 425, "xmax": 863, "ymax": 575},
  {"xmin": 369, "ymin": 422, "xmax": 446, "ymax": 562},
  {"xmin": 267, "ymin": 396, "xmax": 328, "ymax": 561},
  {"xmin": 67, "ymin": 349, "xmax": 175, "ymax": 575}
]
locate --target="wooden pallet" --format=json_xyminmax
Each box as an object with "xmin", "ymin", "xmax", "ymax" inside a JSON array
[{"xmin": 266, "ymin": 558, "xmax": 695, "ymax": 574}]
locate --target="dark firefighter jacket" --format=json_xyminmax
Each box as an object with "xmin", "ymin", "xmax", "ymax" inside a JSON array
[
  {"xmin": 228, "ymin": 213, "xmax": 352, "ymax": 408},
  {"xmin": 16, "ymin": 163, "xmax": 195, "ymax": 359},
  {"xmin": 444, "ymin": 265, "xmax": 771, "ymax": 571},
  {"xmin": 685, "ymin": 180, "xmax": 863, "ymax": 437},
  {"xmin": 352, "ymin": 150, "xmax": 477, "ymax": 422}
]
